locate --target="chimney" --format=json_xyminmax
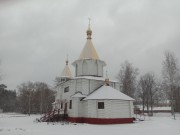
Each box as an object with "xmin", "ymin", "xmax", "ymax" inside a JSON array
[{"xmin": 105, "ymin": 78, "xmax": 110, "ymax": 86}]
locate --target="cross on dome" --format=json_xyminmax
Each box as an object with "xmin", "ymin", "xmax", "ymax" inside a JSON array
[
  {"xmin": 61, "ymin": 58, "xmax": 72, "ymax": 78},
  {"xmin": 87, "ymin": 18, "xmax": 92, "ymax": 40},
  {"xmin": 78, "ymin": 19, "xmax": 99, "ymax": 60},
  {"xmin": 66, "ymin": 54, "xmax": 69, "ymax": 65}
]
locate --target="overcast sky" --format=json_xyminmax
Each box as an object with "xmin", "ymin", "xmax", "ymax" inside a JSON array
[{"xmin": 0, "ymin": 0, "xmax": 180, "ymax": 90}]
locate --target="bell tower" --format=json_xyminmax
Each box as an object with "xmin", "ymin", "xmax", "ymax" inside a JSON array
[
  {"xmin": 72, "ymin": 21, "xmax": 106, "ymax": 77},
  {"xmin": 60, "ymin": 59, "xmax": 72, "ymax": 82}
]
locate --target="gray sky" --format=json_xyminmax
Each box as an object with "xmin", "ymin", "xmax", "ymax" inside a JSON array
[{"xmin": 0, "ymin": 0, "xmax": 180, "ymax": 90}]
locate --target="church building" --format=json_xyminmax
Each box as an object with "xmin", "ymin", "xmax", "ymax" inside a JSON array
[{"xmin": 52, "ymin": 23, "xmax": 135, "ymax": 124}]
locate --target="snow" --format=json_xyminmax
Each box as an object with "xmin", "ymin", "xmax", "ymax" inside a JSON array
[
  {"xmin": 138, "ymin": 106, "xmax": 171, "ymax": 111},
  {"xmin": 153, "ymin": 107, "xmax": 171, "ymax": 110},
  {"xmin": 0, "ymin": 113, "xmax": 180, "ymax": 135},
  {"xmin": 84, "ymin": 85, "xmax": 134, "ymax": 100},
  {"xmin": 71, "ymin": 92, "xmax": 87, "ymax": 98},
  {"xmin": 73, "ymin": 76, "xmax": 119, "ymax": 82}
]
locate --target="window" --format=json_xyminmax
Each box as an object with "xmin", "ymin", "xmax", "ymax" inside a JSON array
[
  {"xmin": 69, "ymin": 100, "xmax": 72, "ymax": 109},
  {"xmin": 61, "ymin": 78, "xmax": 65, "ymax": 82},
  {"xmin": 98, "ymin": 102, "xmax": 104, "ymax": 109},
  {"xmin": 64, "ymin": 86, "xmax": 69, "ymax": 93},
  {"xmin": 61, "ymin": 103, "xmax": 63, "ymax": 109},
  {"xmin": 83, "ymin": 61, "xmax": 88, "ymax": 75},
  {"xmin": 76, "ymin": 64, "xmax": 78, "ymax": 77}
]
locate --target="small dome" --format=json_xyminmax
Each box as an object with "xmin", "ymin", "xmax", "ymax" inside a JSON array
[
  {"xmin": 78, "ymin": 24, "xmax": 99, "ymax": 60},
  {"xmin": 60, "ymin": 60, "xmax": 72, "ymax": 78}
]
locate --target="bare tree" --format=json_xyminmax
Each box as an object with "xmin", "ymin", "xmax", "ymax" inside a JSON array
[
  {"xmin": 117, "ymin": 61, "xmax": 138, "ymax": 98},
  {"xmin": 153, "ymin": 81, "xmax": 167, "ymax": 106},
  {"xmin": 17, "ymin": 82, "xmax": 55, "ymax": 114},
  {"xmin": 137, "ymin": 73, "xmax": 158, "ymax": 115},
  {"xmin": 17, "ymin": 82, "xmax": 34, "ymax": 114},
  {"xmin": 162, "ymin": 51, "xmax": 180, "ymax": 116},
  {"xmin": 0, "ymin": 60, "xmax": 2, "ymax": 81},
  {"xmin": 137, "ymin": 76, "xmax": 147, "ymax": 113}
]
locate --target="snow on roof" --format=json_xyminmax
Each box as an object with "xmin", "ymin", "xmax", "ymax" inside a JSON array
[
  {"xmin": 72, "ymin": 76, "xmax": 118, "ymax": 82},
  {"xmin": 83, "ymin": 85, "xmax": 135, "ymax": 101},
  {"xmin": 71, "ymin": 92, "xmax": 87, "ymax": 98}
]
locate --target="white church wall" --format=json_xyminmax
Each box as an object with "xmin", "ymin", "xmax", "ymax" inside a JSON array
[
  {"xmin": 85, "ymin": 100, "xmax": 132, "ymax": 119},
  {"xmin": 61, "ymin": 81, "xmax": 71, "ymax": 100},
  {"xmin": 82, "ymin": 101, "xmax": 88, "ymax": 117},
  {"xmin": 81, "ymin": 79, "xmax": 89, "ymax": 95},
  {"xmin": 104, "ymin": 100, "xmax": 111, "ymax": 118},
  {"xmin": 54, "ymin": 84, "xmax": 64, "ymax": 102},
  {"xmin": 89, "ymin": 80, "xmax": 104, "ymax": 93},
  {"xmin": 74, "ymin": 61, "xmax": 81, "ymax": 77},
  {"xmin": 54, "ymin": 87, "xmax": 59, "ymax": 101},
  {"xmin": 78, "ymin": 100, "xmax": 87, "ymax": 117},
  {"xmin": 96, "ymin": 100, "xmax": 106, "ymax": 118},
  {"xmin": 97, "ymin": 60, "xmax": 103, "ymax": 76},
  {"xmin": 71, "ymin": 80, "xmax": 76, "ymax": 93},
  {"xmin": 129, "ymin": 101, "xmax": 134, "ymax": 117},
  {"xmin": 87, "ymin": 60, "xmax": 98, "ymax": 75},
  {"xmin": 55, "ymin": 78, "xmax": 125, "ymax": 119},
  {"xmin": 60, "ymin": 80, "xmax": 77, "ymax": 100},
  {"xmin": 68, "ymin": 98, "xmax": 78, "ymax": 117},
  {"xmin": 82, "ymin": 61, "xmax": 88, "ymax": 75},
  {"xmin": 70, "ymin": 78, "xmax": 105, "ymax": 95},
  {"xmin": 69, "ymin": 99, "xmax": 88, "ymax": 118},
  {"xmin": 86, "ymin": 100, "xmax": 108, "ymax": 118},
  {"xmin": 74, "ymin": 59, "xmax": 104, "ymax": 77},
  {"xmin": 110, "ymin": 100, "xmax": 131, "ymax": 118},
  {"xmin": 76, "ymin": 79, "xmax": 82, "ymax": 93},
  {"xmin": 87, "ymin": 100, "xmax": 97, "ymax": 118},
  {"xmin": 56, "ymin": 80, "xmax": 77, "ymax": 112}
]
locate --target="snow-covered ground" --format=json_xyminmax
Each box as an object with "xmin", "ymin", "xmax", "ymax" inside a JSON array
[
  {"xmin": 137, "ymin": 105, "xmax": 171, "ymax": 111},
  {"xmin": 0, "ymin": 113, "xmax": 180, "ymax": 135}
]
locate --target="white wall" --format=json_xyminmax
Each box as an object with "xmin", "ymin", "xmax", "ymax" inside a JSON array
[
  {"xmin": 85, "ymin": 100, "xmax": 133, "ymax": 118},
  {"xmin": 65, "ymin": 99, "xmax": 134, "ymax": 119},
  {"xmin": 55, "ymin": 78, "xmax": 119, "ymax": 102},
  {"xmin": 68, "ymin": 98, "xmax": 78, "ymax": 117},
  {"xmin": 69, "ymin": 98, "xmax": 88, "ymax": 118},
  {"xmin": 73, "ymin": 59, "xmax": 105, "ymax": 77},
  {"xmin": 89, "ymin": 80, "xmax": 104, "ymax": 93},
  {"xmin": 110, "ymin": 100, "xmax": 130, "ymax": 118},
  {"xmin": 54, "ymin": 78, "xmax": 125, "ymax": 119}
]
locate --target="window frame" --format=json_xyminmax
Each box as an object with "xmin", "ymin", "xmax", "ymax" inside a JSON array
[
  {"xmin": 64, "ymin": 86, "xmax": 69, "ymax": 93},
  {"xmin": 98, "ymin": 102, "xmax": 104, "ymax": 109},
  {"xmin": 69, "ymin": 100, "xmax": 72, "ymax": 109},
  {"xmin": 61, "ymin": 102, "xmax": 63, "ymax": 109}
]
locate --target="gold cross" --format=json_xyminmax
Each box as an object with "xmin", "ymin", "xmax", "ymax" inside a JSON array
[{"xmin": 88, "ymin": 18, "xmax": 91, "ymax": 27}]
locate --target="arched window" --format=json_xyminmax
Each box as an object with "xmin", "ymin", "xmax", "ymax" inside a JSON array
[
  {"xmin": 76, "ymin": 64, "xmax": 78, "ymax": 77},
  {"xmin": 82, "ymin": 61, "xmax": 88, "ymax": 75},
  {"xmin": 69, "ymin": 100, "xmax": 72, "ymax": 109}
]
